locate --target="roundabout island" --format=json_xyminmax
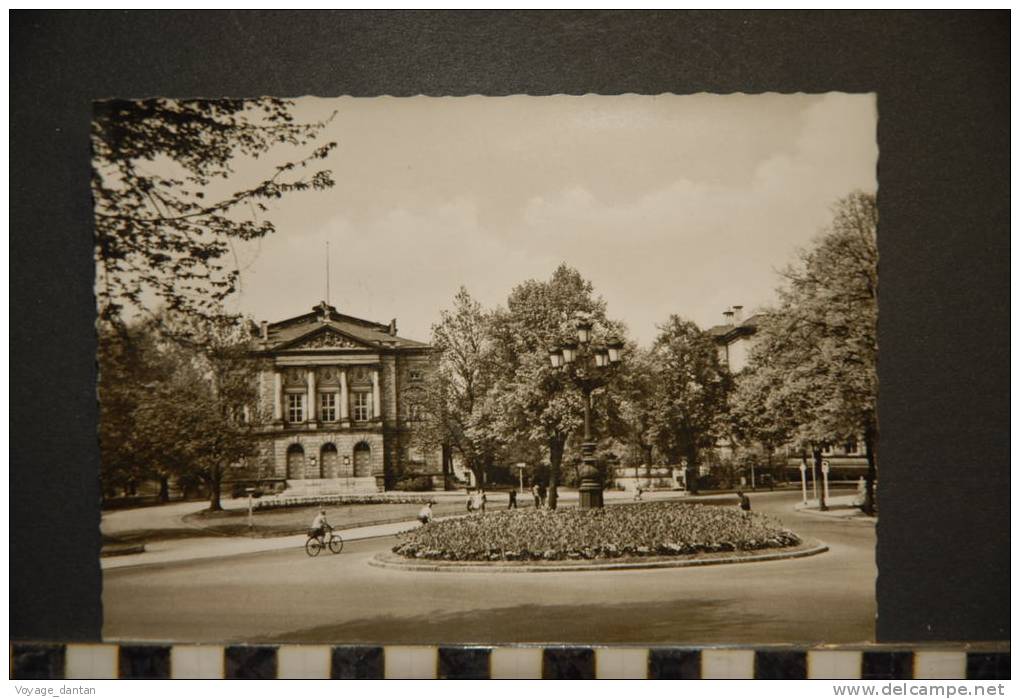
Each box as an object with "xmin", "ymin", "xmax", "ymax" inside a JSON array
[{"xmin": 373, "ymin": 500, "xmax": 827, "ymax": 573}]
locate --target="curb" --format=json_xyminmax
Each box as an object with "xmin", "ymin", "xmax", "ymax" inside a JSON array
[
  {"xmin": 367, "ymin": 538, "xmax": 829, "ymax": 574},
  {"xmin": 794, "ymin": 504, "xmax": 877, "ymax": 525}
]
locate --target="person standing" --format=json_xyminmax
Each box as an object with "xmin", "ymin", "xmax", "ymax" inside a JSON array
[
  {"xmin": 508, "ymin": 489, "xmax": 517, "ymax": 509},
  {"xmin": 417, "ymin": 501, "xmax": 433, "ymax": 525},
  {"xmin": 538, "ymin": 483, "xmax": 547, "ymax": 508},
  {"xmin": 478, "ymin": 489, "xmax": 487, "ymax": 513},
  {"xmin": 736, "ymin": 490, "xmax": 751, "ymax": 511},
  {"xmin": 531, "ymin": 483, "xmax": 541, "ymax": 509}
]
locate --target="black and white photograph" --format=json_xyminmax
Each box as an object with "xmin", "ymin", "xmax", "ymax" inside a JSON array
[{"xmin": 94, "ymin": 93, "xmax": 881, "ymax": 648}]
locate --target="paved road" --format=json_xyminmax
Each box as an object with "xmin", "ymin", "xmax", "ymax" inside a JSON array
[{"xmin": 103, "ymin": 489, "xmax": 875, "ymax": 645}]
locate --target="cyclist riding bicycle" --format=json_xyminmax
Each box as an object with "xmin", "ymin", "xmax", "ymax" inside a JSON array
[{"xmin": 310, "ymin": 508, "xmax": 332, "ymax": 542}]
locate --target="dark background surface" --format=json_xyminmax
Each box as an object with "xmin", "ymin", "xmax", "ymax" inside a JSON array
[{"xmin": 10, "ymin": 11, "xmax": 1009, "ymax": 643}]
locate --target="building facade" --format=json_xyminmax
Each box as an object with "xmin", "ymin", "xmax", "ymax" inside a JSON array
[
  {"xmin": 251, "ymin": 301, "xmax": 444, "ymax": 494},
  {"xmin": 707, "ymin": 305, "xmax": 760, "ymax": 373}
]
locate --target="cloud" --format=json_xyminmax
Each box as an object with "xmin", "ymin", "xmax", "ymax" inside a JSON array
[{"xmin": 233, "ymin": 93, "xmax": 876, "ymax": 346}]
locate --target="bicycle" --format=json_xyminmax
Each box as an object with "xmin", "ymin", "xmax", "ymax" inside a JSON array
[{"xmin": 305, "ymin": 526, "xmax": 344, "ymax": 557}]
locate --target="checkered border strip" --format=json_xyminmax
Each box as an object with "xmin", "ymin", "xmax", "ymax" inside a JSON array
[{"xmin": 9, "ymin": 644, "xmax": 1009, "ymax": 679}]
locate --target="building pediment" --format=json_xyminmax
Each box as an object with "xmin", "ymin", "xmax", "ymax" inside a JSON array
[{"xmin": 279, "ymin": 327, "xmax": 375, "ymax": 351}]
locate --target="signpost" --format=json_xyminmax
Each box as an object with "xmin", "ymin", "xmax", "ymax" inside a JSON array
[
  {"xmin": 515, "ymin": 463, "xmax": 527, "ymax": 494},
  {"xmin": 246, "ymin": 487, "xmax": 255, "ymax": 535}
]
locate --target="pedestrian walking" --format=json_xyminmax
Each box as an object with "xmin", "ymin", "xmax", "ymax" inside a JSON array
[
  {"xmin": 531, "ymin": 483, "xmax": 541, "ymax": 508},
  {"xmin": 634, "ymin": 484, "xmax": 644, "ymax": 501},
  {"xmin": 417, "ymin": 502, "xmax": 433, "ymax": 525},
  {"xmin": 508, "ymin": 489, "xmax": 517, "ymax": 509},
  {"xmin": 478, "ymin": 489, "xmax": 487, "ymax": 513},
  {"xmin": 538, "ymin": 483, "xmax": 547, "ymax": 508},
  {"xmin": 466, "ymin": 489, "xmax": 475, "ymax": 512},
  {"xmin": 736, "ymin": 490, "xmax": 751, "ymax": 511}
]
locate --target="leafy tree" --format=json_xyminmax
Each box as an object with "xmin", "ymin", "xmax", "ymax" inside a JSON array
[
  {"xmin": 99, "ymin": 312, "xmax": 265, "ymax": 511},
  {"xmin": 487, "ymin": 265, "xmax": 625, "ymax": 509},
  {"xmin": 97, "ymin": 320, "xmax": 167, "ymax": 499},
  {"xmin": 649, "ymin": 316, "xmax": 732, "ymax": 494},
  {"xmin": 92, "ymin": 98, "xmax": 336, "ymax": 327},
  {"xmin": 614, "ymin": 346, "xmax": 661, "ymax": 480},
  {"xmin": 412, "ymin": 287, "xmax": 504, "ymax": 486},
  {"xmin": 725, "ymin": 352, "xmax": 797, "ymax": 485},
  {"xmin": 741, "ymin": 191, "xmax": 878, "ymax": 512}
]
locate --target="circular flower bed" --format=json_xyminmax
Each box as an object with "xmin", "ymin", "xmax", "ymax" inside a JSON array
[{"xmin": 392, "ymin": 502, "xmax": 801, "ymax": 562}]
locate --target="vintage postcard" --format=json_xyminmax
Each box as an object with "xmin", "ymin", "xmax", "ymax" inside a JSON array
[{"xmin": 94, "ymin": 93, "xmax": 878, "ymax": 645}]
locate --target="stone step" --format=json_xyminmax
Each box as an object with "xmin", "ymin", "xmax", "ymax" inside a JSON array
[{"xmin": 283, "ymin": 477, "xmax": 380, "ymax": 496}]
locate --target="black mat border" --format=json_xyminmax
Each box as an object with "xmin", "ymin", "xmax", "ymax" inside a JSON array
[{"xmin": 10, "ymin": 10, "xmax": 1009, "ymax": 644}]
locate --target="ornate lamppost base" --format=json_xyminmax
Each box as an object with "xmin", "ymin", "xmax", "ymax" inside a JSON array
[
  {"xmin": 578, "ymin": 442, "xmax": 603, "ymax": 510},
  {"xmin": 578, "ymin": 478, "xmax": 604, "ymax": 509}
]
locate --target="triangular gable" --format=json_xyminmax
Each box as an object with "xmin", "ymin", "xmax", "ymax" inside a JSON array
[{"xmin": 277, "ymin": 326, "xmax": 377, "ymax": 351}]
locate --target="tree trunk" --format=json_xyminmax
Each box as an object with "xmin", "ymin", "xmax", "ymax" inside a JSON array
[
  {"xmin": 442, "ymin": 444, "xmax": 453, "ymax": 490},
  {"xmin": 470, "ymin": 464, "xmax": 485, "ymax": 489},
  {"xmin": 548, "ymin": 436, "xmax": 565, "ymax": 510},
  {"xmin": 813, "ymin": 447, "xmax": 827, "ymax": 511},
  {"xmin": 863, "ymin": 424, "xmax": 878, "ymax": 516},
  {"xmin": 207, "ymin": 463, "xmax": 223, "ymax": 512},
  {"xmin": 644, "ymin": 445, "xmax": 653, "ymax": 482}
]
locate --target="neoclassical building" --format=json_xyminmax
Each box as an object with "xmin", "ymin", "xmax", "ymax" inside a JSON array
[{"xmin": 251, "ymin": 301, "xmax": 444, "ymax": 494}]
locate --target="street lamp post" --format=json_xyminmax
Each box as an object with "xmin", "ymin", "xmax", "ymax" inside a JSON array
[
  {"xmin": 549, "ymin": 319, "xmax": 624, "ymax": 510},
  {"xmin": 821, "ymin": 459, "xmax": 831, "ymax": 511}
]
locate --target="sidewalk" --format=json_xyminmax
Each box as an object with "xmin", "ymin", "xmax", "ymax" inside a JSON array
[
  {"xmin": 101, "ymin": 519, "xmax": 422, "ymax": 571},
  {"xmin": 794, "ymin": 494, "xmax": 875, "ymax": 523}
]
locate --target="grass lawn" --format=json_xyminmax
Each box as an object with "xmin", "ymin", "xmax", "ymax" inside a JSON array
[{"xmin": 183, "ymin": 496, "xmax": 540, "ymax": 538}]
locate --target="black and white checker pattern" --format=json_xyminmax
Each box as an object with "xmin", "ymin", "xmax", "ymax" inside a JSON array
[{"xmin": 9, "ymin": 643, "xmax": 1010, "ymax": 679}]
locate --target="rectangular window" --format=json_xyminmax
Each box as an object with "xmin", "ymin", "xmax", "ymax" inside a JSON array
[
  {"xmin": 286, "ymin": 393, "xmax": 304, "ymax": 423},
  {"xmin": 352, "ymin": 392, "xmax": 371, "ymax": 422},
  {"xmin": 320, "ymin": 393, "xmax": 337, "ymax": 422}
]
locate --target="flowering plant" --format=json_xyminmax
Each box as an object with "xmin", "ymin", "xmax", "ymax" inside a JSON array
[{"xmin": 393, "ymin": 502, "xmax": 800, "ymax": 561}]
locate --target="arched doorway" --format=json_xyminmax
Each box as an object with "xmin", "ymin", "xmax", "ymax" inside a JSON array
[
  {"xmin": 286, "ymin": 443, "xmax": 306, "ymax": 480},
  {"xmin": 320, "ymin": 443, "xmax": 339, "ymax": 479},
  {"xmin": 353, "ymin": 442, "xmax": 372, "ymax": 477}
]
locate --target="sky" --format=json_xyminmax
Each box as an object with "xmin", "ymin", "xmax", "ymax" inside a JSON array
[{"xmin": 220, "ymin": 93, "xmax": 877, "ymax": 346}]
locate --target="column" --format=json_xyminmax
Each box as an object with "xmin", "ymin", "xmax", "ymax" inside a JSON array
[
  {"xmin": 339, "ymin": 369, "xmax": 349, "ymax": 422},
  {"xmin": 306, "ymin": 368, "xmax": 316, "ymax": 422},
  {"xmin": 371, "ymin": 369, "xmax": 381, "ymax": 419},
  {"xmin": 273, "ymin": 370, "xmax": 283, "ymax": 422}
]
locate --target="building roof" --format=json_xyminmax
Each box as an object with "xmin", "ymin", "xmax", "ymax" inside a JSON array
[
  {"xmin": 707, "ymin": 313, "xmax": 763, "ymax": 343},
  {"xmin": 256, "ymin": 302, "xmax": 430, "ymax": 352}
]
